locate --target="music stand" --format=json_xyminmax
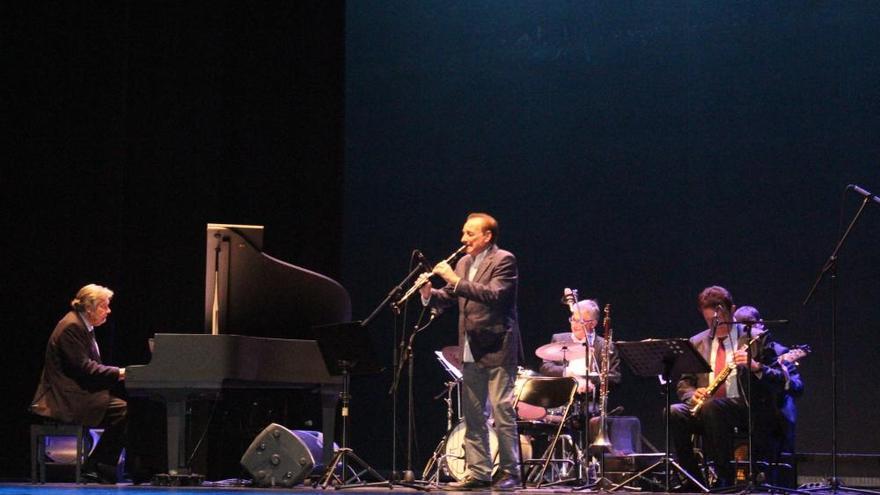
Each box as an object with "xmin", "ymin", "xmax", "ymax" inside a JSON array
[
  {"xmin": 312, "ymin": 321, "xmax": 390, "ymax": 489},
  {"xmin": 609, "ymin": 339, "xmax": 711, "ymax": 493}
]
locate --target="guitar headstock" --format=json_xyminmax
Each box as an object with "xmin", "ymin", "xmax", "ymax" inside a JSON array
[{"xmin": 780, "ymin": 344, "xmax": 811, "ymax": 364}]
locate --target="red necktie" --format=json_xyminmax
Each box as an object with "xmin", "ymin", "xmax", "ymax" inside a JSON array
[{"xmin": 714, "ymin": 337, "xmax": 727, "ymax": 398}]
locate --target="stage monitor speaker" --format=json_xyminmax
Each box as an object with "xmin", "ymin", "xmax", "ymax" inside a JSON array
[{"xmin": 240, "ymin": 423, "xmax": 327, "ymax": 487}]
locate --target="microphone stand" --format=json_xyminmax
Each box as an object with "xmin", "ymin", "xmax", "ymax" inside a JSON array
[
  {"xmin": 711, "ymin": 323, "xmax": 806, "ymax": 495},
  {"xmin": 361, "ymin": 255, "xmax": 427, "ymax": 486},
  {"xmin": 802, "ymin": 193, "xmax": 879, "ymax": 495},
  {"xmin": 573, "ymin": 334, "xmax": 597, "ymax": 490},
  {"xmin": 389, "ymin": 311, "xmax": 437, "ymax": 490},
  {"xmin": 563, "ymin": 298, "xmax": 597, "ymax": 487}
]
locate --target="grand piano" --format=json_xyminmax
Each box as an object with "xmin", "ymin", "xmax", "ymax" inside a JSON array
[{"xmin": 126, "ymin": 224, "xmax": 350, "ymax": 477}]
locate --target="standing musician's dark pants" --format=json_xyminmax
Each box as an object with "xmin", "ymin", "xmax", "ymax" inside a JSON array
[
  {"xmin": 461, "ymin": 363, "xmax": 520, "ymax": 481},
  {"xmin": 87, "ymin": 397, "xmax": 128, "ymax": 469},
  {"xmin": 668, "ymin": 398, "xmax": 748, "ymax": 486}
]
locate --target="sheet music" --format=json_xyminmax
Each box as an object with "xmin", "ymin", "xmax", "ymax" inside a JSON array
[{"xmin": 435, "ymin": 350, "xmax": 462, "ymax": 381}]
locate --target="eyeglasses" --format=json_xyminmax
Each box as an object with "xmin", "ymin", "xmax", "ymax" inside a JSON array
[{"xmin": 568, "ymin": 317, "xmax": 596, "ymax": 324}]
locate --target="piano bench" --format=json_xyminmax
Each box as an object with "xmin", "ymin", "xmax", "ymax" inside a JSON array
[{"xmin": 30, "ymin": 420, "xmax": 88, "ymax": 484}]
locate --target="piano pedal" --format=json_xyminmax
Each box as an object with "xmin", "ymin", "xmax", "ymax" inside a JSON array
[{"xmin": 150, "ymin": 472, "xmax": 206, "ymax": 487}]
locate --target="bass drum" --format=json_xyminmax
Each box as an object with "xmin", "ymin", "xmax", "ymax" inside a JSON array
[{"xmin": 443, "ymin": 420, "xmax": 532, "ymax": 482}]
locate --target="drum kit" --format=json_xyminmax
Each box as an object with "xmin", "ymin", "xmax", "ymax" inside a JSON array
[
  {"xmin": 423, "ymin": 343, "xmax": 602, "ymax": 486},
  {"xmin": 424, "ymin": 346, "xmax": 534, "ymax": 483},
  {"xmin": 535, "ymin": 341, "xmax": 589, "ymax": 361}
]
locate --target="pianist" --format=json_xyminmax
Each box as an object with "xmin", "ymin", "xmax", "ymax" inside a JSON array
[{"xmin": 30, "ymin": 284, "xmax": 127, "ymax": 484}]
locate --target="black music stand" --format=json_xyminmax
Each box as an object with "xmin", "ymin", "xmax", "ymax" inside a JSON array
[
  {"xmin": 609, "ymin": 339, "xmax": 711, "ymax": 493},
  {"xmin": 312, "ymin": 321, "xmax": 390, "ymax": 489}
]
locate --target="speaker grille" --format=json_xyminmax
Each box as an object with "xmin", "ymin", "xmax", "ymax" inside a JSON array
[{"xmin": 240, "ymin": 423, "xmax": 326, "ymax": 487}]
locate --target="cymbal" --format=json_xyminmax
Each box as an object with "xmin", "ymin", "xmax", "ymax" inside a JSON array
[
  {"xmin": 441, "ymin": 345, "xmax": 462, "ymax": 373},
  {"xmin": 535, "ymin": 341, "xmax": 587, "ymax": 361}
]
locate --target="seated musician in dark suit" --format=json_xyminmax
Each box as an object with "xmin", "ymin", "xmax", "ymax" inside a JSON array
[
  {"xmin": 668, "ymin": 286, "xmax": 798, "ymax": 488},
  {"xmin": 539, "ymin": 298, "xmax": 620, "ymax": 403},
  {"xmin": 733, "ymin": 306, "xmax": 805, "ymax": 460},
  {"xmin": 540, "ymin": 297, "xmax": 621, "ymax": 454},
  {"xmin": 31, "ymin": 284, "xmax": 127, "ymax": 484}
]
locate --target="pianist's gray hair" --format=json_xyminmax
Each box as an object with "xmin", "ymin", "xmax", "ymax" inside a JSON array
[{"xmin": 71, "ymin": 284, "xmax": 114, "ymax": 312}]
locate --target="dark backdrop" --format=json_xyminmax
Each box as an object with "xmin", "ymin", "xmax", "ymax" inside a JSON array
[
  {"xmin": 3, "ymin": 0, "xmax": 879, "ymax": 481},
  {"xmin": 341, "ymin": 0, "xmax": 880, "ymax": 475},
  {"xmin": 3, "ymin": 1, "xmax": 345, "ymax": 479}
]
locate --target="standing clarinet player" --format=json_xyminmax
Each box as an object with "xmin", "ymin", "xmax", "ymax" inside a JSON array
[{"xmin": 420, "ymin": 213, "xmax": 523, "ymax": 490}]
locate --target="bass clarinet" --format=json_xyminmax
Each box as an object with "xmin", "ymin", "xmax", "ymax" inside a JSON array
[{"xmin": 589, "ymin": 303, "xmax": 613, "ymax": 454}]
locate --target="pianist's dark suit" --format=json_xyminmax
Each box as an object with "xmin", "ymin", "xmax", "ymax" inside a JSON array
[{"xmin": 31, "ymin": 311, "xmax": 127, "ymax": 470}]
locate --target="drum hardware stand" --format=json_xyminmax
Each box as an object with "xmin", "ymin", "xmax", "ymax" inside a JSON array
[
  {"xmin": 577, "ymin": 426, "xmax": 615, "ymax": 491},
  {"xmin": 536, "ymin": 337, "xmax": 594, "ymax": 488},
  {"xmin": 802, "ymin": 187, "xmax": 880, "ymax": 495},
  {"xmin": 421, "ymin": 380, "xmax": 460, "ymax": 486},
  {"xmin": 312, "ymin": 322, "xmax": 390, "ymax": 490},
  {"xmin": 571, "ymin": 338, "xmax": 602, "ymax": 490},
  {"xmin": 610, "ymin": 339, "xmax": 712, "ymax": 493}
]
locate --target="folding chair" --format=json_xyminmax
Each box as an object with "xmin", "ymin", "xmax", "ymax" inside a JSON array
[{"xmin": 513, "ymin": 376, "xmax": 579, "ymax": 487}]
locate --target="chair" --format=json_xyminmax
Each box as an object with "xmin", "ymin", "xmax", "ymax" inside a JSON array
[
  {"xmin": 30, "ymin": 419, "xmax": 88, "ymax": 483},
  {"xmin": 513, "ymin": 376, "xmax": 578, "ymax": 487},
  {"xmin": 693, "ymin": 426, "xmax": 795, "ymax": 489},
  {"xmin": 732, "ymin": 428, "xmax": 797, "ymax": 488}
]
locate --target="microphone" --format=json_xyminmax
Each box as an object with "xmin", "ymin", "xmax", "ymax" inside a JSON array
[
  {"xmin": 848, "ymin": 184, "xmax": 880, "ymax": 206},
  {"xmin": 711, "ymin": 304, "xmax": 721, "ymax": 336},
  {"xmin": 562, "ymin": 288, "xmax": 577, "ymax": 312},
  {"xmin": 413, "ymin": 249, "xmax": 430, "ymax": 267}
]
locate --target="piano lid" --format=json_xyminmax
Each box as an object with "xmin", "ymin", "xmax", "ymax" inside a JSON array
[{"xmin": 204, "ymin": 224, "xmax": 351, "ymax": 339}]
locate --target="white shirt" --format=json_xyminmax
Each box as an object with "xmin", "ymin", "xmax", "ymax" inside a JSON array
[
  {"xmin": 79, "ymin": 311, "xmax": 101, "ymax": 360},
  {"xmin": 565, "ymin": 331, "xmax": 597, "ymax": 377},
  {"xmin": 709, "ymin": 326, "xmax": 739, "ymax": 399},
  {"xmin": 461, "ymin": 249, "xmax": 489, "ymax": 363}
]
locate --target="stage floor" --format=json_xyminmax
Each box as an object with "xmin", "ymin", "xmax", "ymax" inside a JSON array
[{"xmin": 1, "ymin": 483, "xmax": 870, "ymax": 495}]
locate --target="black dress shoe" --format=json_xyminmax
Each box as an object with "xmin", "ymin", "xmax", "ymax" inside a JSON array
[
  {"xmin": 129, "ymin": 472, "xmax": 154, "ymax": 485},
  {"xmin": 492, "ymin": 473, "xmax": 522, "ymax": 491},
  {"xmin": 444, "ymin": 476, "xmax": 492, "ymax": 490},
  {"xmin": 81, "ymin": 470, "xmax": 115, "ymax": 484},
  {"xmin": 81, "ymin": 461, "xmax": 117, "ymax": 484}
]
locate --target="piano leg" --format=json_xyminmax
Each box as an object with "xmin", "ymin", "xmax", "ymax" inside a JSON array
[
  {"xmin": 166, "ymin": 397, "xmax": 189, "ymax": 475},
  {"xmin": 321, "ymin": 384, "xmax": 342, "ymax": 465}
]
